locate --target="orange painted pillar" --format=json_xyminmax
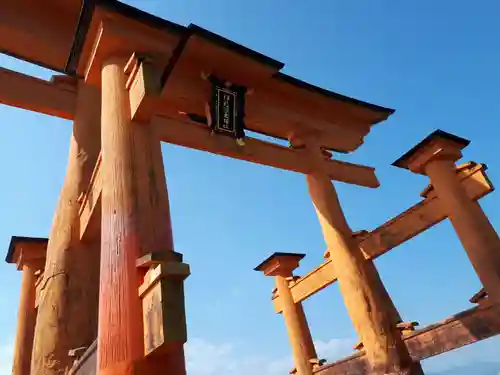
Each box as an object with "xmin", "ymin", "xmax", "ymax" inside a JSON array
[
  {"xmin": 256, "ymin": 253, "xmax": 316, "ymax": 375},
  {"xmin": 98, "ymin": 56, "xmax": 187, "ymax": 375},
  {"xmin": 6, "ymin": 237, "xmax": 47, "ymax": 375},
  {"xmin": 426, "ymin": 162, "xmax": 500, "ymax": 302},
  {"xmin": 31, "ymin": 79, "xmax": 101, "ymax": 375},
  {"xmin": 99, "ymin": 56, "xmax": 144, "ymax": 375},
  {"xmin": 12, "ymin": 264, "xmax": 39, "ymax": 375},
  {"xmin": 304, "ymin": 138, "xmax": 421, "ymax": 375},
  {"xmin": 296, "ymin": 303, "xmax": 318, "ymax": 362},
  {"xmin": 393, "ymin": 130, "xmax": 500, "ymax": 304}
]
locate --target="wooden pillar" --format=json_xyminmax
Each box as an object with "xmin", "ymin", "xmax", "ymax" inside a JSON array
[
  {"xmin": 393, "ymin": 130, "xmax": 500, "ymax": 304},
  {"xmin": 256, "ymin": 253, "xmax": 317, "ymax": 375},
  {"xmin": 304, "ymin": 138, "xmax": 422, "ymax": 375},
  {"xmin": 13, "ymin": 265, "xmax": 38, "ymax": 375},
  {"xmin": 6, "ymin": 237, "xmax": 47, "ymax": 375},
  {"xmin": 31, "ymin": 80, "xmax": 101, "ymax": 375},
  {"xmin": 296, "ymin": 303, "xmax": 318, "ymax": 362},
  {"xmin": 98, "ymin": 56, "xmax": 187, "ymax": 375}
]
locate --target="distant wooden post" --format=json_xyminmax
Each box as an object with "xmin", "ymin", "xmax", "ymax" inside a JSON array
[
  {"xmin": 31, "ymin": 80, "xmax": 101, "ymax": 375},
  {"xmin": 255, "ymin": 253, "xmax": 318, "ymax": 375},
  {"xmin": 98, "ymin": 56, "xmax": 188, "ymax": 375},
  {"xmin": 6, "ymin": 237, "xmax": 47, "ymax": 375},
  {"xmin": 303, "ymin": 137, "xmax": 423, "ymax": 375},
  {"xmin": 393, "ymin": 130, "xmax": 500, "ymax": 304}
]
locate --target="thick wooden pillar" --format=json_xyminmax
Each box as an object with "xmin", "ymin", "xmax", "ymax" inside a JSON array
[
  {"xmin": 305, "ymin": 139, "xmax": 422, "ymax": 374},
  {"xmin": 31, "ymin": 80, "xmax": 101, "ymax": 375},
  {"xmin": 7, "ymin": 237, "xmax": 47, "ymax": 375},
  {"xmin": 98, "ymin": 56, "xmax": 187, "ymax": 375},
  {"xmin": 394, "ymin": 130, "xmax": 500, "ymax": 304},
  {"xmin": 256, "ymin": 253, "xmax": 317, "ymax": 375}
]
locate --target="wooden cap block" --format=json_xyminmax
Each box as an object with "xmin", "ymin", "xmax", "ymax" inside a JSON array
[
  {"xmin": 136, "ymin": 251, "xmax": 183, "ymax": 268},
  {"xmin": 5, "ymin": 236, "xmax": 48, "ymax": 270},
  {"xmin": 392, "ymin": 130, "xmax": 470, "ymax": 174},
  {"xmin": 254, "ymin": 252, "xmax": 305, "ymax": 276}
]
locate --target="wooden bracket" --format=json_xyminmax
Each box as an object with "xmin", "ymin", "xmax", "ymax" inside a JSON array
[
  {"xmin": 285, "ymin": 275, "xmax": 301, "ymax": 286},
  {"xmin": 470, "ymin": 288, "xmax": 489, "ymax": 307},
  {"xmin": 126, "ymin": 52, "xmax": 162, "ymax": 123},
  {"xmin": 311, "ymin": 358, "xmax": 327, "ymax": 370},
  {"xmin": 353, "ymin": 341, "xmax": 364, "ymax": 351},
  {"xmin": 396, "ymin": 321, "xmax": 419, "ymax": 336},
  {"xmin": 137, "ymin": 252, "xmax": 190, "ymax": 357}
]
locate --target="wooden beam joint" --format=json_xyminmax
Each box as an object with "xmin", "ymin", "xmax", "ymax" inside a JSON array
[{"xmin": 273, "ymin": 163, "xmax": 493, "ymax": 312}]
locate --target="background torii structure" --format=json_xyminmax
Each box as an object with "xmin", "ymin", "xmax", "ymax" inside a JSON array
[{"xmin": 3, "ymin": 1, "xmax": 500, "ymax": 375}]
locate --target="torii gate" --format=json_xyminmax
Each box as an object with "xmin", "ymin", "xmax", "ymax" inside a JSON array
[{"xmin": 3, "ymin": 2, "xmax": 500, "ymax": 375}]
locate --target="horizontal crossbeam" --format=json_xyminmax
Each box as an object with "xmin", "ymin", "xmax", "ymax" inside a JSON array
[
  {"xmin": 314, "ymin": 303, "xmax": 500, "ymax": 374},
  {"xmin": 151, "ymin": 115, "xmax": 380, "ymax": 188},
  {"xmin": 78, "ymin": 115, "xmax": 380, "ymax": 240},
  {"xmin": 0, "ymin": 68, "xmax": 76, "ymax": 119},
  {"xmin": 273, "ymin": 163, "xmax": 493, "ymax": 312}
]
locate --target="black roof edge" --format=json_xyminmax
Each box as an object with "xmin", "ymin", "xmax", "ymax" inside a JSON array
[
  {"xmin": 0, "ymin": 50, "xmax": 67, "ymax": 76},
  {"xmin": 254, "ymin": 252, "xmax": 306, "ymax": 272},
  {"xmin": 274, "ymin": 72, "xmax": 395, "ymax": 116},
  {"xmin": 99, "ymin": 0, "xmax": 186, "ymax": 34},
  {"xmin": 61, "ymin": 0, "xmax": 391, "ymax": 126},
  {"xmin": 65, "ymin": 0, "xmax": 186, "ymax": 76},
  {"xmin": 392, "ymin": 129, "xmax": 471, "ymax": 168},
  {"xmin": 5, "ymin": 236, "xmax": 48, "ymax": 264},
  {"xmin": 65, "ymin": 0, "xmax": 98, "ymax": 75},
  {"xmin": 187, "ymin": 24, "xmax": 285, "ymax": 71},
  {"xmin": 160, "ymin": 29, "xmax": 192, "ymax": 87}
]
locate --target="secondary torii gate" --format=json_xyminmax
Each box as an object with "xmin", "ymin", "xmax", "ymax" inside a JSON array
[{"xmin": 3, "ymin": 1, "xmax": 500, "ymax": 375}]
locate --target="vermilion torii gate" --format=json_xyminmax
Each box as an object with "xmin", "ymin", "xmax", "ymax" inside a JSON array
[{"xmin": 3, "ymin": 1, "xmax": 500, "ymax": 375}]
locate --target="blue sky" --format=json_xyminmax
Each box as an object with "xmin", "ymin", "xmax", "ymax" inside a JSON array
[{"xmin": 1, "ymin": 1, "xmax": 500, "ymax": 374}]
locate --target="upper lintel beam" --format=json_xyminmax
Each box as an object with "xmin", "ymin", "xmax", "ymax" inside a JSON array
[{"xmin": 0, "ymin": 68, "xmax": 76, "ymax": 119}]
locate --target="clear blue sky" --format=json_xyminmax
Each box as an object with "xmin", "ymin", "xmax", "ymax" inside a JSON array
[{"xmin": 1, "ymin": 1, "xmax": 500, "ymax": 374}]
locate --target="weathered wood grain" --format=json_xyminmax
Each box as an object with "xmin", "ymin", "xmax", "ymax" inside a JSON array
[{"xmin": 31, "ymin": 81, "xmax": 101, "ymax": 375}]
